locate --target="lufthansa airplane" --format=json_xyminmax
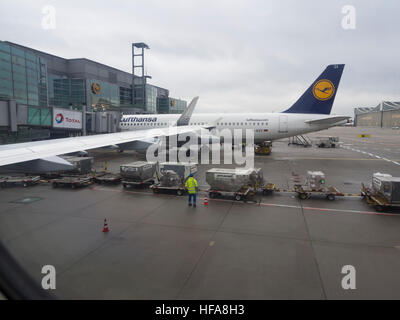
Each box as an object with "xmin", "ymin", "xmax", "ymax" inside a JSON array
[
  {"xmin": 119, "ymin": 64, "xmax": 349, "ymax": 145},
  {"xmin": 0, "ymin": 64, "xmax": 348, "ymax": 171}
]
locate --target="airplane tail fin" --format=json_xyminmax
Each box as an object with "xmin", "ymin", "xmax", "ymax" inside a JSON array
[{"xmin": 283, "ymin": 64, "xmax": 345, "ymax": 114}]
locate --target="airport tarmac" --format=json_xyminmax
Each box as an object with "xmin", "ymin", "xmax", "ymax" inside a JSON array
[{"xmin": 1, "ymin": 126, "xmax": 400, "ymax": 299}]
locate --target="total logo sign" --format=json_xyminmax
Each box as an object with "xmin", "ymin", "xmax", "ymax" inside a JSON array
[
  {"xmin": 53, "ymin": 108, "xmax": 82, "ymax": 129},
  {"xmin": 55, "ymin": 113, "xmax": 64, "ymax": 124}
]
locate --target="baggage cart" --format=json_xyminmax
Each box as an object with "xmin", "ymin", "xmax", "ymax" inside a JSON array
[
  {"xmin": 294, "ymin": 185, "xmax": 344, "ymax": 201},
  {"xmin": 93, "ymin": 172, "xmax": 121, "ymax": 185},
  {"xmin": 0, "ymin": 175, "xmax": 40, "ymax": 188},
  {"xmin": 122, "ymin": 177, "xmax": 154, "ymax": 188},
  {"xmin": 52, "ymin": 175, "xmax": 92, "ymax": 189},
  {"xmin": 208, "ymin": 185, "xmax": 254, "ymax": 201},
  {"xmin": 150, "ymin": 183, "xmax": 186, "ymax": 196},
  {"xmin": 361, "ymin": 183, "xmax": 400, "ymax": 212}
]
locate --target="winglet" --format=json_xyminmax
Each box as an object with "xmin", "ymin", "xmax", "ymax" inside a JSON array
[{"xmin": 176, "ymin": 96, "xmax": 199, "ymax": 126}]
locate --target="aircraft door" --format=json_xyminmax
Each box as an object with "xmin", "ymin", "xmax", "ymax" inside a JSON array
[{"xmin": 279, "ymin": 115, "xmax": 288, "ymax": 133}]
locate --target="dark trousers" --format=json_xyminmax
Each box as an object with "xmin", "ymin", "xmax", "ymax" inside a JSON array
[{"xmin": 188, "ymin": 193, "xmax": 197, "ymax": 205}]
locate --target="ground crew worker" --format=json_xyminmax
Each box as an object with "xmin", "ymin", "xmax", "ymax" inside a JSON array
[{"xmin": 185, "ymin": 173, "xmax": 198, "ymax": 207}]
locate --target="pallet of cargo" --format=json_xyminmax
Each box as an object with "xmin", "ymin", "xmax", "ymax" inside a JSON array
[
  {"xmin": 52, "ymin": 175, "xmax": 92, "ymax": 189},
  {"xmin": 294, "ymin": 185, "xmax": 345, "ymax": 201},
  {"xmin": 0, "ymin": 175, "xmax": 41, "ymax": 188},
  {"xmin": 208, "ymin": 185, "xmax": 255, "ymax": 202},
  {"xmin": 150, "ymin": 183, "xmax": 186, "ymax": 196},
  {"xmin": 361, "ymin": 183, "xmax": 400, "ymax": 212},
  {"xmin": 122, "ymin": 177, "xmax": 154, "ymax": 188},
  {"xmin": 93, "ymin": 172, "xmax": 121, "ymax": 185}
]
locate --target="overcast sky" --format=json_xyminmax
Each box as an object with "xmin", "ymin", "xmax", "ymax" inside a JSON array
[{"xmin": 1, "ymin": 0, "xmax": 399, "ymax": 116}]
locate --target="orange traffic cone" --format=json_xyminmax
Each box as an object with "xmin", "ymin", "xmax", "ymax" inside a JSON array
[
  {"xmin": 204, "ymin": 197, "xmax": 209, "ymax": 206},
  {"xmin": 102, "ymin": 219, "xmax": 110, "ymax": 232}
]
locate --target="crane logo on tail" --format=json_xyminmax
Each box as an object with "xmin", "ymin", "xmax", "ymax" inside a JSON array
[{"xmin": 313, "ymin": 79, "xmax": 335, "ymax": 101}]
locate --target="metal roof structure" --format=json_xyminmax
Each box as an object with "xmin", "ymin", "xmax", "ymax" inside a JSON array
[{"xmin": 354, "ymin": 101, "xmax": 400, "ymax": 114}]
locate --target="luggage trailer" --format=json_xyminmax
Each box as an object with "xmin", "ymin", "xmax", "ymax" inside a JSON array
[
  {"xmin": 361, "ymin": 183, "xmax": 400, "ymax": 212},
  {"xmin": 293, "ymin": 185, "xmax": 348, "ymax": 201},
  {"xmin": 52, "ymin": 175, "xmax": 93, "ymax": 189},
  {"xmin": 208, "ymin": 185, "xmax": 255, "ymax": 202},
  {"xmin": 0, "ymin": 176, "xmax": 40, "ymax": 188},
  {"xmin": 150, "ymin": 183, "xmax": 187, "ymax": 196},
  {"xmin": 93, "ymin": 172, "xmax": 122, "ymax": 185},
  {"xmin": 122, "ymin": 177, "xmax": 154, "ymax": 188}
]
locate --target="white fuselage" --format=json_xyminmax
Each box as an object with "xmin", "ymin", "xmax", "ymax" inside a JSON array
[{"xmin": 120, "ymin": 113, "xmax": 342, "ymax": 143}]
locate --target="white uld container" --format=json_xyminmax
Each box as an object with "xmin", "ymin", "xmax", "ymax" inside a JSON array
[
  {"xmin": 60, "ymin": 156, "xmax": 94, "ymax": 174},
  {"xmin": 307, "ymin": 171, "xmax": 326, "ymax": 191},
  {"xmin": 120, "ymin": 161, "xmax": 156, "ymax": 181},
  {"xmin": 206, "ymin": 168, "xmax": 263, "ymax": 192},
  {"xmin": 157, "ymin": 162, "xmax": 198, "ymax": 181}
]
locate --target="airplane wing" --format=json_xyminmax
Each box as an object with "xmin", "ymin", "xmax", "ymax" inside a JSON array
[
  {"xmin": 305, "ymin": 116, "xmax": 350, "ymax": 126},
  {"xmin": 0, "ymin": 96, "xmax": 202, "ymax": 168},
  {"xmin": 0, "ymin": 126, "xmax": 200, "ymax": 167}
]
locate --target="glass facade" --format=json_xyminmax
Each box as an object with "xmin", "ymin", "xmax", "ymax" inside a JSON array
[
  {"xmin": 0, "ymin": 42, "xmax": 174, "ymax": 114},
  {"xmin": 0, "ymin": 42, "xmax": 48, "ymax": 107},
  {"xmin": 48, "ymin": 75, "xmax": 86, "ymax": 109},
  {"xmin": 87, "ymin": 79, "xmax": 119, "ymax": 110},
  {"xmin": 157, "ymin": 97, "xmax": 186, "ymax": 114},
  {"xmin": 145, "ymin": 84, "xmax": 158, "ymax": 114},
  {"xmin": 119, "ymin": 86, "xmax": 132, "ymax": 107}
]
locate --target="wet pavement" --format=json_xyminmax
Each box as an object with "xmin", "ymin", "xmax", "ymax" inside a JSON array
[{"xmin": 1, "ymin": 126, "xmax": 400, "ymax": 299}]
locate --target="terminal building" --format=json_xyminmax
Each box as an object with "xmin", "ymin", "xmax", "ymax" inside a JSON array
[
  {"xmin": 0, "ymin": 41, "xmax": 186, "ymax": 143},
  {"xmin": 354, "ymin": 101, "xmax": 400, "ymax": 128},
  {"xmin": 157, "ymin": 97, "xmax": 187, "ymax": 114}
]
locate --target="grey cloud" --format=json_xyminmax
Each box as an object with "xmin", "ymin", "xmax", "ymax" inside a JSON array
[{"xmin": 0, "ymin": 0, "xmax": 399, "ymax": 115}]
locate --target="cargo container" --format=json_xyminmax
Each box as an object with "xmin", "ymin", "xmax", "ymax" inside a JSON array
[
  {"xmin": 60, "ymin": 156, "xmax": 94, "ymax": 174},
  {"xmin": 159, "ymin": 170, "xmax": 182, "ymax": 187},
  {"xmin": 372, "ymin": 174, "xmax": 400, "ymax": 204},
  {"xmin": 120, "ymin": 161, "xmax": 156, "ymax": 182},
  {"xmin": 157, "ymin": 162, "xmax": 197, "ymax": 183},
  {"xmin": 151, "ymin": 169, "xmax": 187, "ymax": 195},
  {"xmin": 206, "ymin": 168, "xmax": 264, "ymax": 193},
  {"xmin": 307, "ymin": 171, "xmax": 325, "ymax": 191}
]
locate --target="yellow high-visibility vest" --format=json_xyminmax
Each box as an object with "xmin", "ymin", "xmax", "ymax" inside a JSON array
[{"xmin": 185, "ymin": 177, "xmax": 198, "ymax": 194}]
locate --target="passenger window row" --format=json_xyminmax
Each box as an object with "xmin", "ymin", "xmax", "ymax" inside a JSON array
[{"xmin": 120, "ymin": 121, "xmax": 268, "ymax": 127}]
